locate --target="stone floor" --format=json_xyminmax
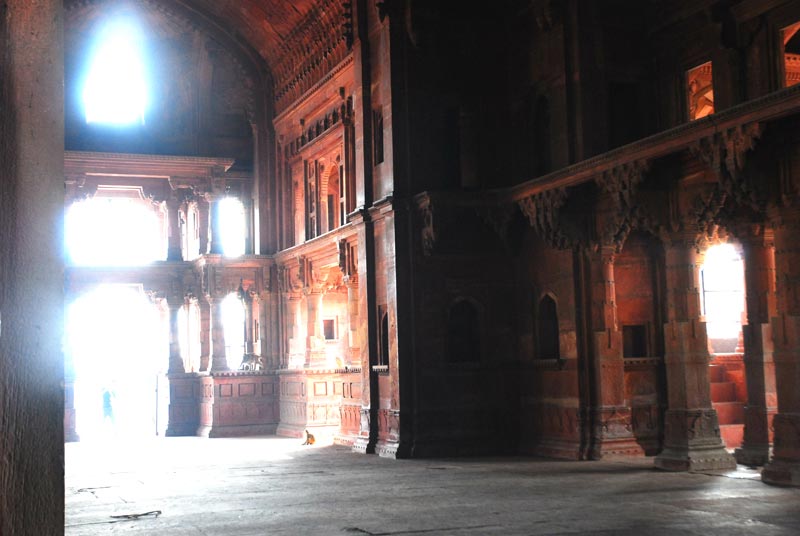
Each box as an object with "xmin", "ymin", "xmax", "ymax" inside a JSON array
[{"xmin": 66, "ymin": 436, "xmax": 800, "ymax": 535}]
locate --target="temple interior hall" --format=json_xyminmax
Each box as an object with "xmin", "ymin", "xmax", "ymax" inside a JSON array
[{"xmin": 3, "ymin": 0, "xmax": 800, "ymax": 533}]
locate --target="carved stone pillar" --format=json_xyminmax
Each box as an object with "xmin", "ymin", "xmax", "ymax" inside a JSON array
[
  {"xmin": 199, "ymin": 297, "xmax": 211, "ymax": 371},
  {"xmin": 208, "ymin": 295, "xmax": 228, "ymax": 372},
  {"xmin": 167, "ymin": 294, "xmax": 185, "ymax": 374},
  {"xmin": 763, "ymin": 209, "xmax": 800, "ymax": 486},
  {"xmin": 654, "ymin": 233, "xmax": 736, "ymax": 471},
  {"xmin": 253, "ymin": 292, "xmax": 263, "ymax": 359},
  {"xmin": 588, "ymin": 246, "xmax": 643, "ymax": 458},
  {"xmin": 346, "ymin": 277, "xmax": 360, "ymax": 366},
  {"xmin": 166, "ymin": 192, "xmax": 183, "ymax": 261},
  {"xmin": 735, "ymin": 225, "xmax": 777, "ymax": 466},
  {"xmin": 306, "ymin": 289, "xmax": 326, "ymax": 368},
  {"xmin": 155, "ymin": 200, "xmax": 168, "ymax": 259},
  {"xmin": 197, "ymin": 196, "xmax": 210, "ymax": 255},
  {"xmin": 242, "ymin": 286, "xmax": 255, "ymax": 357},
  {"xmin": 286, "ymin": 292, "xmax": 306, "ymax": 369},
  {"xmin": 206, "ymin": 193, "xmax": 225, "ymax": 255}
]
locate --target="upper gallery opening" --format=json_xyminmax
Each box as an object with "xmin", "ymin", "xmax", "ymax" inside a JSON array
[
  {"xmin": 82, "ymin": 17, "xmax": 148, "ymax": 126},
  {"xmin": 65, "ymin": 1, "xmax": 257, "ymax": 163}
]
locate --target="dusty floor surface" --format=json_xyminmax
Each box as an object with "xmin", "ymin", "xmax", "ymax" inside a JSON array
[{"xmin": 65, "ymin": 436, "xmax": 800, "ymax": 535}]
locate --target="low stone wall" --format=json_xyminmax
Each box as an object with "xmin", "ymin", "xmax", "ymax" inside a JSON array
[
  {"xmin": 276, "ymin": 367, "xmax": 362, "ymax": 444},
  {"xmin": 207, "ymin": 372, "xmax": 279, "ymax": 437}
]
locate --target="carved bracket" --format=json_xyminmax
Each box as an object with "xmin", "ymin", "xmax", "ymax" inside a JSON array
[
  {"xmin": 594, "ymin": 160, "xmax": 650, "ymax": 251},
  {"xmin": 475, "ymin": 203, "xmax": 516, "ymax": 245},
  {"xmin": 691, "ymin": 122, "xmax": 763, "ymax": 211},
  {"xmin": 417, "ymin": 195, "xmax": 436, "ymax": 256},
  {"xmin": 518, "ymin": 187, "xmax": 571, "ymax": 249}
]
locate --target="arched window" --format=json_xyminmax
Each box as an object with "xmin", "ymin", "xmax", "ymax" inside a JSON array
[
  {"xmin": 447, "ymin": 300, "xmax": 481, "ymax": 363},
  {"xmin": 83, "ymin": 18, "xmax": 148, "ymax": 125},
  {"xmin": 536, "ymin": 294, "xmax": 560, "ymax": 359}
]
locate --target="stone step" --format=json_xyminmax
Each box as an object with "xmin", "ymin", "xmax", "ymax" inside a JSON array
[
  {"xmin": 720, "ymin": 424, "xmax": 744, "ymax": 449},
  {"xmin": 713, "ymin": 401, "xmax": 745, "ymax": 425},
  {"xmin": 710, "ymin": 381, "xmax": 737, "ymax": 403},
  {"xmin": 708, "ymin": 365, "xmax": 727, "ymax": 383}
]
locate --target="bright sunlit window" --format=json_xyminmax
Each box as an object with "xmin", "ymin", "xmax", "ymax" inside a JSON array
[
  {"xmin": 701, "ymin": 244, "xmax": 745, "ymax": 353},
  {"xmin": 66, "ymin": 197, "xmax": 164, "ymax": 266},
  {"xmin": 83, "ymin": 19, "xmax": 148, "ymax": 125},
  {"xmin": 220, "ymin": 197, "xmax": 246, "ymax": 257},
  {"xmin": 66, "ymin": 285, "xmax": 167, "ymax": 439}
]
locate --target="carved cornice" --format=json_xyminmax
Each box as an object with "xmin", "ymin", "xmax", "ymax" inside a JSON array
[
  {"xmin": 272, "ymin": 0, "xmax": 353, "ymax": 113},
  {"xmin": 285, "ymin": 97, "xmax": 354, "ymax": 159},
  {"xmin": 505, "ymin": 84, "xmax": 800, "ymax": 205}
]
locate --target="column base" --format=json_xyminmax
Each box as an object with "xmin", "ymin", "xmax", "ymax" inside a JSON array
[
  {"xmin": 654, "ymin": 409, "xmax": 736, "ymax": 471},
  {"xmin": 352, "ymin": 435, "xmax": 376, "ymax": 454},
  {"xmin": 352, "ymin": 407, "xmax": 376, "ymax": 454},
  {"xmin": 762, "ymin": 459, "xmax": 800, "ymax": 486},
  {"xmin": 523, "ymin": 438, "xmax": 584, "ymax": 460},
  {"xmin": 655, "ymin": 445, "xmax": 736, "ymax": 472},
  {"xmin": 762, "ymin": 412, "xmax": 800, "ymax": 486},
  {"xmin": 590, "ymin": 406, "xmax": 645, "ymax": 459},
  {"xmin": 165, "ymin": 423, "xmax": 198, "ymax": 437},
  {"xmin": 734, "ymin": 445, "xmax": 770, "ymax": 467}
]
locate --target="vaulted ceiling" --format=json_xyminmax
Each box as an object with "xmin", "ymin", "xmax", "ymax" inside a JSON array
[
  {"xmin": 179, "ymin": 0, "xmax": 320, "ymax": 68},
  {"xmin": 66, "ymin": 0, "xmax": 352, "ymax": 111}
]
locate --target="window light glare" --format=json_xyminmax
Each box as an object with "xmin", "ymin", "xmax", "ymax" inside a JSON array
[
  {"xmin": 220, "ymin": 197, "xmax": 246, "ymax": 257},
  {"xmin": 83, "ymin": 19, "xmax": 147, "ymax": 125}
]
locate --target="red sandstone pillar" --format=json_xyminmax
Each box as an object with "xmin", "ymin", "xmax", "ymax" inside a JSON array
[
  {"xmin": 735, "ymin": 226, "xmax": 777, "ymax": 466},
  {"xmin": 588, "ymin": 246, "xmax": 643, "ymax": 458},
  {"xmin": 763, "ymin": 210, "xmax": 800, "ymax": 486},
  {"xmin": 306, "ymin": 289, "xmax": 325, "ymax": 367},
  {"xmin": 166, "ymin": 192, "xmax": 183, "ymax": 261},
  {"xmin": 346, "ymin": 277, "xmax": 360, "ymax": 366},
  {"xmin": 208, "ymin": 295, "xmax": 228, "ymax": 371},
  {"xmin": 654, "ymin": 234, "xmax": 736, "ymax": 471}
]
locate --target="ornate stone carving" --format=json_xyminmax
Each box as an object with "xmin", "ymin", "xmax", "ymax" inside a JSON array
[
  {"xmin": 273, "ymin": 0, "xmax": 353, "ymax": 112},
  {"xmin": 691, "ymin": 123, "xmax": 763, "ymax": 211},
  {"xmin": 475, "ymin": 203, "xmax": 516, "ymax": 246},
  {"xmin": 518, "ymin": 187, "xmax": 571, "ymax": 249},
  {"xmin": 417, "ymin": 196, "xmax": 436, "ymax": 256},
  {"xmin": 595, "ymin": 160, "xmax": 650, "ymax": 251}
]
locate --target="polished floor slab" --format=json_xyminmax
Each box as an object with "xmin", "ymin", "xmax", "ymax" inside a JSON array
[{"xmin": 66, "ymin": 436, "xmax": 800, "ymax": 535}]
